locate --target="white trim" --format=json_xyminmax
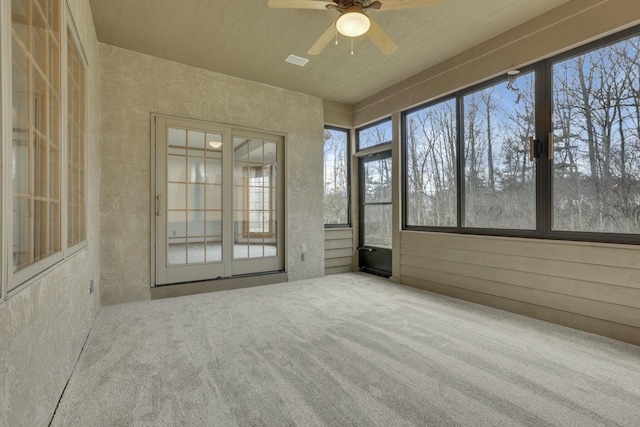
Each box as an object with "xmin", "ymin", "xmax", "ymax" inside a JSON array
[
  {"xmin": 65, "ymin": 1, "xmax": 89, "ymax": 67},
  {"xmin": 61, "ymin": 3, "xmax": 69, "ymax": 254},
  {"xmin": 9, "ymin": 253, "xmax": 65, "ymax": 294},
  {"xmin": 150, "ymin": 115, "xmax": 157, "ymax": 287},
  {"xmin": 0, "ymin": 0, "xmax": 11, "ymax": 303}
]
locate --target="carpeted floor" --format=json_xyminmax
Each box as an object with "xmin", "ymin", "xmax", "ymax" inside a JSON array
[{"xmin": 51, "ymin": 273, "xmax": 640, "ymax": 426}]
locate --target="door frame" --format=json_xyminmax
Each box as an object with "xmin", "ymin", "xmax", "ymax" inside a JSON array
[
  {"xmin": 358, "ymin": 149, "xmax": 393, "ymax": 277},
  {"xmin": 150, "ymin": 114, "xmax": 286, "ymax": 287}
]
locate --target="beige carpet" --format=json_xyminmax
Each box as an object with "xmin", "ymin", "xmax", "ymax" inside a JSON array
[{"xmin": 52, "ymin": 273, "xmax": 640, "ymax": 426}]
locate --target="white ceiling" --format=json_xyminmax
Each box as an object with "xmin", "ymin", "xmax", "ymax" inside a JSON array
[{"xmin": 88, "ymin": 0, "xmax": 569, "ymax": 105}]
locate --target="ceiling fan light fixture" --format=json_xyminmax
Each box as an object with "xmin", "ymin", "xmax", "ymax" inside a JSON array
[{"xmin": 336, "ymin": 7, "xmax": 370, "ymax": 38}]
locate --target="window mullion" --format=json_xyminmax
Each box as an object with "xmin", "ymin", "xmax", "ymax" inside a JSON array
[
  {"xmin": 456, "ymin": 95, "xmax": 464, "ymax": 230},
  {"xmin": 535, "ymin": 60, "xmax": 551, "ymax": 237}
]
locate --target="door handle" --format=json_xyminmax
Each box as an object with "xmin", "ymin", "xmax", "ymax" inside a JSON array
[
  {"xmin": 358, "ymin": 247, "xmax": 374, "ymax": 252},
  {"xmin": 156, "ymin": 195, "xmax": 162, "ymax": 216}
]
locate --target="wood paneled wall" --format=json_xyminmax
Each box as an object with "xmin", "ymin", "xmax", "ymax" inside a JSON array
[
  {"xmin": 325, "ymin": 228, "xmax": 355, "ymax": 275},
  {"xmin": 399, "ymin": 231, "xmax": 640, "ymax": 345}
]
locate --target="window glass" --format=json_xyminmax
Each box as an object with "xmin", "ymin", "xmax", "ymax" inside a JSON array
[
  {"xmin": 67, "ymin": 27, "xmax": 87, "ymax": 247},
  {"xmin": 362, "ymin": 156, "xmax": 392, "ymax": 248},
  {"xmin": 12, "ymin": 0, "xmax": 62, "ymax": 274},
  {"xmin": 552, "ymin": 35, "xmax": 640, "ymax": 234},
  {"xmin": 357, "ymin": 118, "xmax": 392, "ymax": 150},
  {"xmin": 405, "ymin": 98, "xmax": 457, "ymax": 227},
  {"xmin": 324, "ymin": 127, "xmax": 349, "ymax": 225},
  {"xmin": 463, "ymin": 71, "xmax": 536, "ymax": 229}
]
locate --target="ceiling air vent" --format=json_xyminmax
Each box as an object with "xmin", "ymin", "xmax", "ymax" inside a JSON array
[{"xmin": 285, "ymin": 54, "xmax": 309, "ymax": 67}]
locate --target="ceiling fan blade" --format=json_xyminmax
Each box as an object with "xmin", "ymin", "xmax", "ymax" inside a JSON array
[
  {"xmin": 373, "ymin": 0, "xmax": 442, "ymax": 11},
  {"xmin": 268, "ymin": 0, "xmax": 337, "ymax": 10},
  {"xmin": 308, "ymin": 21, "xmax": 337, "ymax": 55},
  {"xmin": 367, "ymin": 16, "xmax": 397, "ymax": 55}
]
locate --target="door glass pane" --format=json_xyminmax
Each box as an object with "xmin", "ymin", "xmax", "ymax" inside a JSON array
[
  {"xmin": 188, "ymin": 130, "xmax": 205, "ymax": 151},
  {"xmin": 167, "ymin": 211, "xmax": 186, "ymax": 238},
  {"xmin": 168, "ymin": 155, "xmax": 186, "ymax": 182},
  {"xmin": 167, "ymin": 126, "xmax": 223, "ymax": 265},
  {"xmin": 463, "ymin": 71, "xmax": 536, "ymax": 229},
  {"xmin": 187, "ymin": 158, "xmax": 205, "ymax": 183},
  {"xmin": 205, "ymin": 159, "xmax": 222, "ymax": 183},
  {"xmin": 552, "ymin": 35, "xmax": 640, "ymax": 234},
  {"xmin": 233, "ymin": 137, "xmax": 278, "ymax": 259},
  {"xmin": 364, "ymin": 157, "xmax": 392, "ymax": 203},
  {"xmin": 168, "ymin": 128, "xmax": 186, "ymax": 155},
  {"xmin": 168, "ymin": 239, "xmax": 187, "ymax": 265},
  {"xmin": 167, "ymin": 183, "xmax": 186, "ymax": 210},
  {"xmin": 187, "ymin": 242, "xmax": 206, "ymax": 264},
  {"xmin": 206, "ymin": 133, "xmax": 223, "ymax": 156},
  {"xmin": 364, "ymin": 204, "xmax": 392, "ymax": 249},
  {"xmin": 187, "ymin": 211, "xmax": 205, "ymax": 237}
]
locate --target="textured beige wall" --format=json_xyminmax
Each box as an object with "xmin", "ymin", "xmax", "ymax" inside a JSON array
[
  {"xmin": 99, "ymin": 45, "xmax": 325, "ymax": 305},
  {"xmin": 0, "ymin": 1, "xmax": 101, "ymax": 426}
]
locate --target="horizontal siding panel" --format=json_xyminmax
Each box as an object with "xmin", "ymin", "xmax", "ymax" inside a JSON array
[
  {"xmin": 400, "ymin": 255, "xmax": 640, "ymax": 309},
  {"xmin": 401, "ymin": 231, "xmax": 640, "ymax": 270},
  {"xmin": 325, "ymin": 248, "xmax": 353, "ymax": 259},
  {"xmin": 325, "ymin": 228, "xmax": 353, "ymax": 241},
  {"xmin": 325, "ymin": 239, "xmax": 353, "ymax": 250},
  {"xmin": 325, "ymin": 265, "xmax": 353, "ymax": 275},
  {"xmin": 325, "ymin": 257, "xmax": 353, "ymax": 268},
  {"xmin": 400, "ymin": 243, "xmax": 640, "ymax": 289},
  {"xmin": 399, "ymin": 275, "xmax": 640, "ymax": 346},
  {"xmin": 400, "ymin": 265, "xmax": 640, "ymax": 329}
]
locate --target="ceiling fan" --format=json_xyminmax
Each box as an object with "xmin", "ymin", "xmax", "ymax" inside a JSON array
[{"xmin": 268, "ymin": 0, "xmax": 443, "ymax": 55}]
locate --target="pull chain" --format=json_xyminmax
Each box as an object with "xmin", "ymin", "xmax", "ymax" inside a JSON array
[{"xmin": 351, "ymin": 37, "xmax": 354, "ymax": 55}]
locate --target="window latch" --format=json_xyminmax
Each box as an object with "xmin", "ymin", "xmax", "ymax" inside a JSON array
[{"xmin": 529, "ymin": 136, "xmax": 550, "ymax": 160}]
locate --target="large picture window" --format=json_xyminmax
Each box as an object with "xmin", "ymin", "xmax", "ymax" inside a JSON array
[
  {"xmin": 403, "ymin": 25, "xmax": 640, "ymax": 243},
  {"xmin": 324, "ymin": 127, "xmax": 349, "ymax": 226},
  {"xmin": 552, "ymin": 33, "xmax": 640, "ymax": 235}
]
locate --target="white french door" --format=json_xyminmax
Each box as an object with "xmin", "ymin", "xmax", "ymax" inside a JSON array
[{"xmin": 154, "ymin": 116, "xmax": 284, "ymax": 285}]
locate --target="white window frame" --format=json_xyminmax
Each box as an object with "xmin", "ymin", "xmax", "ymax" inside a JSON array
[
  {"xmin": 1, "ymin": 0, "xmax": 9, "ymax": 303},
  {"xmin": 3, "ymin": 1, "xmax": 90, "ymax": 295},
  {"xmin": 64, "ymin": 2, "xmax": 89, "ymax": 255}
]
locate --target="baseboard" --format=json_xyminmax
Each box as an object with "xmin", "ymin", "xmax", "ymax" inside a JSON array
[{"xmin": 151, "ymin": 272, "xmax": 289, "ymax": 300}]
